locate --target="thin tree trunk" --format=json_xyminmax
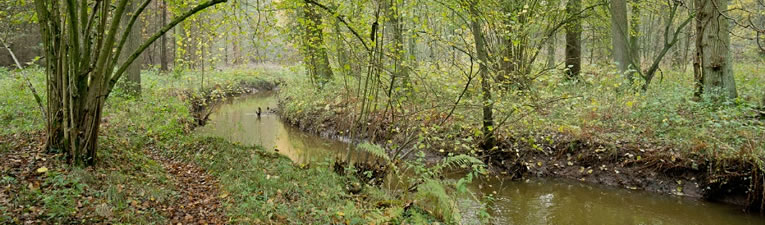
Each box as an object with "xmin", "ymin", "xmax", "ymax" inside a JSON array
[
  {"xmin": 565, "ymin": 0, "xmax": 582, "ymax": 80},
  {"xmin": 1, "ymin": 38, "xmax": 46, "ymax": 122},
  {"xmin": 629, "ymin": 0, "xmax": 641, "ymax": 68},
  {"xmin": 546, "ymin": 32, "xmax": 556, "ymax": 68},
  {"xmin": 468, "ymin": 3, "xmax": 495, "ymax": 150},
  {"xmin": 160, "ymin": 0, "xmax": 168, "ymax": 72}
]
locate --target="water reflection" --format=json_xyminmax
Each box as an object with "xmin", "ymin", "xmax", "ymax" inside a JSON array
[
  {"xmin": 199, "ymin": 92, "xmax": 765, "ymax": 225},
  {"xmin": 460, "ymin": 177, "xmax": 765, "ymax": 225},
  {"xmin": 195, "ymin": 92, "xmax": 352, "ymax": 164}
]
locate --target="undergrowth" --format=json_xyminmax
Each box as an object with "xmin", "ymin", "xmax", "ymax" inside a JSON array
[
  {"xmin": 1, "ymin": 66, "xmax": 439, "ymax": 224},
  {"xmin": 278, "ymin": 61, "xmax": 765, "ymax": 210}
]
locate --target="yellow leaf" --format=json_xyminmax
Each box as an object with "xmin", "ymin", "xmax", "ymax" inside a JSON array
[
  {"xmin": 626, "ymin": 101, "xmax": 634, "ymax": 107},
  {"xmin": 36, "ymin": 167, "xmax": 48, "ymax": 173}
]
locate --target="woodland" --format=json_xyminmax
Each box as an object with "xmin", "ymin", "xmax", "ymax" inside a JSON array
[{"xmin": 1, "ymin": 0, "xmax": 765, "ymax": 224}]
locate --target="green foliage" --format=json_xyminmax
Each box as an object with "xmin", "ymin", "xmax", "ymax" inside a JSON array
[
  {"xmin": 415, "ymin": 180, "xmax": 461, "ymax": 224},
  {"xmin": 357, "ymin": 141, "xmax": 390, "ymax": 162},
  {"xmin": 0, "ymin": 67, "xmax": 46, "ymax": 135},
  {"xmin": 171, "ymin": 137, "xmax": 384, "ymax": 224},
  {"xmin": 39, "ymin": 172, "xmax": 88, "ymax": 220}
]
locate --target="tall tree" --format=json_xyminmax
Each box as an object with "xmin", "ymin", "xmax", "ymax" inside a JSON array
[
  {"xmin": 467, "ymin": 1, "xmax": 495, "ymax": 150},
  {"xmin": 629, "ymin": 0, "xmax": 640, "ymax": 67},
  {"xmin": 635, "ymin": 0, "xmax": 694, "ymax": 90},
  {"xmin": 301, "ymin": 3, "xmax": 333, "ymax": 86},
  {"xmin": 119, "ymin": 0, "xmax": 143, "ymax": 94},
  {"xmin": 610, "ymin": 0, "xmax": 632, "ymax": 81},
  {"xmin": 160, "ymin": 0, "xmax": 169, "ymax": 72},
  {"xmin": 565, "ymin": 0, "xmax": 582, "ymax": 80},
  {"xmin": 547, "ymin": 32, "xmax": 556, "ymax": 68},
  {"xmin": 693, "ymin": 0, "xmax": 737, "ymax": 99},
  {"xmin": 34, "ymin": 0, "xmax": 227, "ymax": 166},
  {"xmin": 385, "ymin": 0, "xmax": 410, "ymax": 89}
]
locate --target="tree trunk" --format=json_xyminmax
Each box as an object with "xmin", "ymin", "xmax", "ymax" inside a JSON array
[
  {"xmin": 468, "ymin": 3, "xmax": 495, "ymax": 150},
  {"xmin": 160, "ymin": 0, "xmax": 168, "ymax": 72},
  {"xmin": 120, "ymin": 0, "xmax": 142, "ymax": 95},
  {"xmin": 629, "ymin": 0, "xmax": 641, "ymax": 68},
  {"xmin": 302, "ymin": 4, "xmax": 333, "ymax": 86},
  {"xmin": 693, "ymin": 0, "xmax": 737, "ymax": 99},
  {"xmin": 610, "ymin": 0, "xmax": 632, "ymax": 80},
  {"xmin": 387, "ymin": 0, "xmax": 409, "ymax": 89},
  {"xmin": 565, "ymin": 0, "xmax": 582, "ymax": 80},
  {"xmin": 332, "ymin": 20, "xmax": 350, "ymax": 76},
  {"xmin": 546, "ymin": 32, "xmax": 556, "ymax": 68},
  {"xmin": 34, "ymin": 0, "xmax": 227, "ymax": 166}
]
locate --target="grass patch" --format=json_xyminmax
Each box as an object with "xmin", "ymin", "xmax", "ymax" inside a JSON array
[{"xmin": 1, "ymin": 66, "xmax": 437, "ymax": 224}]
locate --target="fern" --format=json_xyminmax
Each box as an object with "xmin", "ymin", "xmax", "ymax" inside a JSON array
[
  {"xmin": 415, "ymin": 179, "xmax": 461, "ymax": 224},
  {"xmin": 356, "ymin": 141, "xmax": 390, "ymax": 162},
  {"xmin": 432, "ymin": 154, "xmax": 485, "ymax": 176}
]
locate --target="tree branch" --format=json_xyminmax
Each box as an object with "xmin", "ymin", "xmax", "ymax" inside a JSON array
[
  {"xmin": 109, "ymin": 0, "xmax": 153, "ymax": 73},
  {"xmin": 108, "ymin": 0, "xmax": 229, "ymax": 93},
  {"xmin": 303, "ymin": 0, "xmax": 371, "ymax": 52},
  {"xmin": 1, "ymin": 37, "xmax": 47, "ymax": 122}
]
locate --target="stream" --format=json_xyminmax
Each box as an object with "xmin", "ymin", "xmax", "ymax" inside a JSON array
[{"xmin": 196, "ymin": 93, "xmax": 765, "ymax": 224}]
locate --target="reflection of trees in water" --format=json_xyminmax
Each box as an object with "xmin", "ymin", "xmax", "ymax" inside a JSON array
[
  {"xmin": 202, "ymin": 95, "xmax": 351, "ymax": 164},
  {"xmin": 467, "ymin": 179, "xmax": 757, "ymax": 225},
  {"xmin": 205, "ymin": 96, "xmax": 764, "ymax": 225}
]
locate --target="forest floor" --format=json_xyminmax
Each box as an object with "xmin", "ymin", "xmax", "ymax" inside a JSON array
[
  {"xmin": 0, "ymin": 67, "xmax": 436, "ymax": 224},
  {"xmin": 277, "ymin": 63, "xmax": 765, "ymax": 211}
]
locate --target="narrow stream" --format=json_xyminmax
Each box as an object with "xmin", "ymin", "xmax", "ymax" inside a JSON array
[{"xmin": 197, "ymin": 93, "xmax": 765, "ymax": 225}]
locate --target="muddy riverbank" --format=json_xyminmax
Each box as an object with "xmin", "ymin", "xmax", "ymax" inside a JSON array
[
  {"xmin": 275, "ymin": 91, "xmax": 765, "ymax": 212},
  {"xmin": 198, "ymin": 93, "xmax": 765, "ymax": 224}
]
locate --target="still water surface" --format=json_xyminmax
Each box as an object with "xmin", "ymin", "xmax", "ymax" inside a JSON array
[{"xmin": 198, "ymin": 93, "xmax": 765, "ymax": 225}]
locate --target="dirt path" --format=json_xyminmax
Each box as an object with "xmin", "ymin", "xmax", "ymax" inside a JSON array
[{"xmin": 146, "ymin": 147, "xmax": 227, "ymax": 225}]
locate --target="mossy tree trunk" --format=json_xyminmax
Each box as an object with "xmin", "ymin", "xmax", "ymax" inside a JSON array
[
  {"xmin": 629, "ymin": 0, "xmax": 641, "ymax": 68},
  {"xmin": 302, "ymin": 4, "xmax": 333, "ymax": 86}
]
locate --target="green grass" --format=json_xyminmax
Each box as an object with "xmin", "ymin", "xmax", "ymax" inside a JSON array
[
  {"xmin": 0, "ymin": 67, "xmax": 46, "ymax": 135},
  {"xmin": 1, "ymin": 66, "xmax": 429, "ymax": 224},
  {"xmin": 165, "ymin": 137, "xmax": 378, "ymax": 224}
]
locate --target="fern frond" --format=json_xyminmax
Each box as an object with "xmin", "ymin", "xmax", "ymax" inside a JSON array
[
  {"xmin": 432, "ymin": 154, "xmax": 485, "ymax": 175},
  {"xmin": 415, "ymin": 179, "xmax": 461, "ymax": 224},
  {"xmin": 356, "ymin": 142, "xmax": 390, "ymax": 162}
]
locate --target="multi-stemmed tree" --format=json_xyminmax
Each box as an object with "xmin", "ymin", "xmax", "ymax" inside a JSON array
[{"xmin": 34, "ymin": 0, "xmax": 227, "ymax": 166}]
